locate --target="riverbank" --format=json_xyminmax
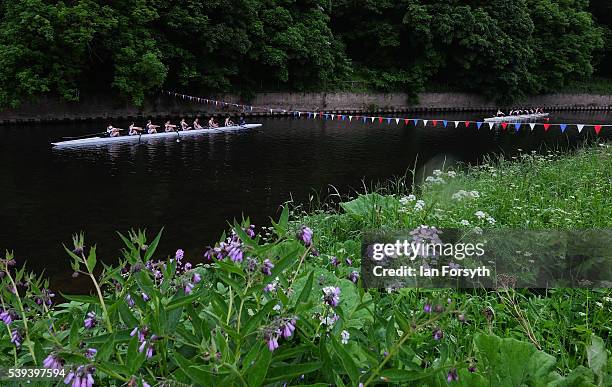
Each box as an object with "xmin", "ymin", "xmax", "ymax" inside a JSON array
[
  {"xmin": 1, "ymin": 142, "xmax": 610, "ymax": 385},
  {"xmin": 2, "ymin": 92, "xmax": 612, "ymax": 124}
]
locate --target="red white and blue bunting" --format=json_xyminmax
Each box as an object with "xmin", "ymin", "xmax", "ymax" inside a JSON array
[{"xmin": 163, "ymin": 90, "xmax": 608, "ymax": 135}]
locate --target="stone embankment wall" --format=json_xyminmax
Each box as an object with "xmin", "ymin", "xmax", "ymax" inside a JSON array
[{"xmin": 1, "ymin": 92, "xmax": 611, "ymax": 124}]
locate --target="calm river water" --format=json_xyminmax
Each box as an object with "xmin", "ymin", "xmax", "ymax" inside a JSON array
[{"xmin": 1, "ymin": 111, "xmax": 610, "ymax": 292}]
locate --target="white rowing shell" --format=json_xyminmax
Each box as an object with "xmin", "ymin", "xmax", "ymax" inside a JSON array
[{"xmin": 52, "ymin": 124, "xmax": 262, "ymax": 147}]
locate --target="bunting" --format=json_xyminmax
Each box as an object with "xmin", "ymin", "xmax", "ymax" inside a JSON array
[{"xmin": 161, "ymin": 90, "xmax": 610, "ymax": 136}]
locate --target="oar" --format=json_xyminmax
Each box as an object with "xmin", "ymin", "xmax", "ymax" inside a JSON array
[{"xmin": 62, "ymin": 128, "xmax": 124, "ymax": 140}]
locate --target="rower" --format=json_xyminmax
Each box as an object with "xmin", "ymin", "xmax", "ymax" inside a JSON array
[
  {"xmin": 107, "ymin": 124, "xmax": 121, "ymax": 137},
  {"xmin": 164, "ymin": 120, "xmax": 177, "ymax": 132},
  {"xmin": 193, "ymin": 118, "xmax": 204, "ymax": 130},
  {"xmin": 496, "ymin": 110, "xmax": 505, "ymax": 117},
  {"xmin": 180, "ymin": 118, "xmax": 191, "ymax": 131},
  {"xmin": 239, "ymin": 116, "xmax": 246, "ymax": 126},
  {"xmin": 129, "ymin": 122, "xmax": 143, "ymax": 136},
  {"xmin": 224, "ymin": 116, "xmax": 234, "ymax": 127},
  {"xmin": 146, "ymin": 120, "xmax": 159, "ymax": 134},
  {"xmin": 208, "ymin": 117, "xmax": 218, "ymax": 128}
]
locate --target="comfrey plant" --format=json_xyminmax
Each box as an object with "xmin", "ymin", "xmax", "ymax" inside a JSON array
[{"xmin": 3, "ymin": 205, "xmax": 586, "ymax": 386}]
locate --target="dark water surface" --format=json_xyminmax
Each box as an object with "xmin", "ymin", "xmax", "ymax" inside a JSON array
[{"xmin": 1, "ymin": 111, "xmax": 610, "ymax": 292}]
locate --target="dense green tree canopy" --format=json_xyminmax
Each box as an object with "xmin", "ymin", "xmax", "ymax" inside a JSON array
[{"xmin": 0, "ymin": 0, "xmax": 607, "ymax": 107}]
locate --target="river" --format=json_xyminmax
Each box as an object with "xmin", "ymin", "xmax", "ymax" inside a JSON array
[{"xmin": 0, "ymin": 110, "xmax": 610, "ymax": 292}]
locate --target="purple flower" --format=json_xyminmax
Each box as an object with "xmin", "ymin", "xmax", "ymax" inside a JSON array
[
  {"xmin": 84, "ymin": 348, "xmax": 97, "ymax": 360},
  {"xmin": 263, "ymin": 283, "xmax": 276, "ymax": 293},
  {"xmin": 348, "ymin": 271, "xmax": 359, "ymax": 284},
  {"xmin": 423, "ymin": 304, "xmax": 432, "ymax": 313},
  {"xmin": 43, "ymin": 353, "xmax": 64, "ymax": 369},
  {"xmin": 330, "ymin": 256, "xmax": 340, "ymax": 267},
  {"xmin": 0, "ymin": 309, "xmax": 14, "ymax": 325},
  {"xmin": 261, "ymin": 259, "xmax": 274, "ymax": 276},
  {"xmin": 192, "ymin": 273, "xmax": 202, "ymax": 283},
  {"xmin": 311, "ymin": 248, "xmax": 320, "ymax": 257},
  {"xmin": 468, "ymin": 365, "xmax": 477, "ymax": 373},
  {"xmin": 322, "ymin": 286, "xmax": 341, "ymax": 308},
  {"xmin": 84, "ymin": 311, "xmax": 97, "ymax": 329},
  {"xmin": 297, "ymin": 226, "xmax": 313, "ymax": 247},
  {"xmin": 458, "ymin": 314, "xmax": 466, "ymax": 322},
  {"xmin": 64, "ymin": 365, "xmax": 95, "ymax": 387},
  {"xmin": 281, "ymin": 319, "xmax": 296, "ymax": 338},
  {"xmin": 227, "ymin": 242, "xmax": 244, "ymax": 263},
  {"xmin": 432, "ymin": 328, "xmax": 444, "ymax": 341},
  {"xmin": 146, "ymin": 345, "xmax": 154, "ymax": 359},
  {"xmin": 142, "ymin": 292, "xmax": 150, "ymax": 302},
  {"xmin": 175, "ymin": 249, "xmax": 184, "ymax": 261},
  {"xmin": 184, "ymin": 262, "xmax": 192, "ymax": 270},
  {"xmin": 245, "ymin": 225, "xmax": 256, "ymax": 238},
  {"xmin": 246, "ymin": 257, "xmax": 258, "ymax": 272},
  {"xmin": 10, "ymin": 329, "xmax": 22, "ymax": 347},
  {"xmin": 265, "ymin": 331, "xmax": 280, "ymax": 351},
  {"xmin": 203, "ymin": 247, "xmax": 215, "ymax": 263},
  {"xmin": 126, "ymin": 294, "xmax": 135, "ymax": 307},
  {"xmin": 446, "ymin": 368, "xmax": 459, "ymax": 382},
  {"xmin": 345, "ymin": 258, "xmax": 353, "ymax": 266},
  {"xmin": 184, "ymin": 282, "xmax": 194, "ymax": 294}
]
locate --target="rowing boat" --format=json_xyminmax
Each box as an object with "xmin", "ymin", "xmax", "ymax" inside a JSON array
[
  {"xmin": 484, "ymin": 113, "xmax": 549, "ymax": 123},
  {"xmin": 52, "ymin": 124, "xmax": 262, "ymax": 147}
]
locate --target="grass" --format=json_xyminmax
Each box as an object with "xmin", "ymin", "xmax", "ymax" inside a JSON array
[{"xmin": 290, "ymin": 142, "xmax": 612, "ymax": 375}]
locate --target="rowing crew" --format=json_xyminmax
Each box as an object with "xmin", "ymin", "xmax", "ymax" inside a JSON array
[
  {"xmin": 107, "ymin": 116, "xmax": 246, "ymax": 137},
  {"xmin": 495, "ymin": 107, "xmax": 545, "ymax": 117}
]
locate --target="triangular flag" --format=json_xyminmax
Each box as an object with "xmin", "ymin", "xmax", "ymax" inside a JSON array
[
  {"xmin": 378, "ymin": 117, "xmax": 383, "ymax": 123},
  {"xmin": 464, "ymin": 121, "xmax": 471, "ymax": 127},
  {"xmin": 543, "ymin": 123, "xmax": 550, "ymax": 131},
  {"xmin": 529, "ymin": 123, "xmax": 536, "ymax": 131},
  {"xmin": 423, "ymin": 120, "xmax": 429, "ymax": 126},
  {"xmin": 501, "ymin": 122, "xmax": 508, "ymax": 130},
  {"xmin": 370, "ymin": 117, "xmax": 375, "ymax": 123},
  {"xmin": 577, "ymin": 124, "xmax": 584, "ymax": 133},
  {"xmin": 514, "ymin": 123, "xmax": 521, "ymax": 132},
  {"xmin": 331, "ymin": 114, "xmax": 335, "ymax": 120},
  {"xmin": 413, "ymin": 119, "xmax": 418, "ymax": 126},
  {"xmin": 324, "ymin": 114, "xmax": 329, "ymax": 120},
  {"xmin": 362, "ymin": 116, "xmax": 367, "ymax": 123},
  {"xmin": 433, "ymin": 120, "xmax": 438, "ymax": 127},
  {"xmin": 560, "ymin": 124, "xmax": 567, "ymax": 133},
  {"xmin": 488, "ymin": 122, "xmax": 495, "ymax": 130},
  {"xmin": 386, "ymin": 117, "xmax": 392, "ymax": 124},
  {"xmin": 595, "ymin": 125, "xmax": 602, "ymax": 134},
  {"xmin": 349, "ymin": 116, "xmax": 353, "ymax": 121},
  {"xmin": 395, "ymin": 118, "xmax": 400, "ymax": 124},
  {"xmin": 453, "ymin": 121, "xmax": 460, "ymax": 128},
  {"xmin": 404, "ymin": 119, "xmax": 409, "ymax": 125},
  {"xmin": 443, "ymin": 120, "xmax": 448, "ymax": 127},
  {"xmin": 476, "ymin": 122, "xmax": 483, "ymax": 129}
]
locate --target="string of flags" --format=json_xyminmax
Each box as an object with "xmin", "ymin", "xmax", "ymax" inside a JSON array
[{"xmin": 163, "ymin": 90, "xmax": 608, "ymax": 135}]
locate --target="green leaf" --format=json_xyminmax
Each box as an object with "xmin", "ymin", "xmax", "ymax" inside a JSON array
[
  {"xmin": 265, "ymin": 362, "xmax": 322, "ymax": 383},
  {"xmin": 174, "ymin": 351, "xmax": 215, "ymax": 385},
  {"xmin": 60, "ymin": 293, "xmax": 100, "ymax": 304},
  {"xmin": 143, "ymin": 228, "xmax": 163, "ymax": 262},
  {"xmin": 587, "ymin": 335, "xmax": 607, "ymax": 381},
  {"xmin": 378, "ymin": 368, "xmax": 442, "ymax": 382},
  {"xmin": 245, "ymin": 342, "xmax": 272, "ymax": 386},
  {"xmin": 69, "ymin": 318, "xmax": 80, "ymax": 347},
  {"xmin": 296, "ymin": 270, "xmax": 314, "ymax": 306},
  {"xmin": 117, "ymin": 300, "xmax": 139, "ymax": 327},
  {"xmin": 86, "ymin": 246, "xmax": 97, "ymax": 272},
  {"xmin": 331, "ymin": 336, "xmax": 360, "ymax": 384}
]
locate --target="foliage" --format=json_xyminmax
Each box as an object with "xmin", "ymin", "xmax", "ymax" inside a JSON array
[
  {"xmin": 1, "ymin": 144, "xmax": 611, "ymax": 385},
  {"xmin": 0, "ymin": 0, "xmax": 608, "ymax": 107}
]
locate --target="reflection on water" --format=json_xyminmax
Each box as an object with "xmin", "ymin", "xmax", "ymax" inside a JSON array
[{"xmin": 0, "ymin": 112, "xmax": 610, "ymax": 291}]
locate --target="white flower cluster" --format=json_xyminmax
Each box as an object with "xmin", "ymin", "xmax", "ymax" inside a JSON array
[
  {"xmin": 341, "ymin": 330, "xmax": 350, "ymax": 345},
  {"xmin": 475, "ymin": 211, "xmax": 496, "ymax": 224},
  {"xmin": 399, "ymin": 194, "xmax": 416, "ymax": 206},
  {"xmin": 452, "ymin": 190, "xmax": 481, "ymax": 201},
  {"xmin": 414, "ymin": 200, "xmax": 426, "ymax": 211}
]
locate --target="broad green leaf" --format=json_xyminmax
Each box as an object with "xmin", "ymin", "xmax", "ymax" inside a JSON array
[
  {"xmin": 265, "ymin": 362, "xmax": 322, "ymax": 383},
  {"xmin": 245, "ymin": 342, "xmax": 272, "ymax": 386}
]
